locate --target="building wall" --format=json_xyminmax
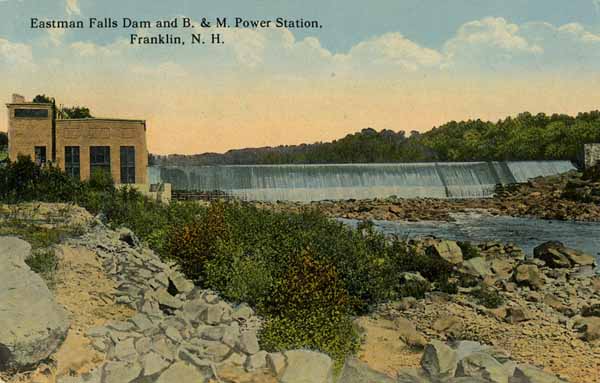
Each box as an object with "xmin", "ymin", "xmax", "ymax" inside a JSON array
[
  {"xmin": 584, "ymin": 143, "xmax": 600, "ymax": 169},
  {"xmin": 56, "ymin": 119, "xmax": 148, "ymax": 184},
  {"xmin": 6, "ymin": 103, "xmax": 53, "ymax": 162}
]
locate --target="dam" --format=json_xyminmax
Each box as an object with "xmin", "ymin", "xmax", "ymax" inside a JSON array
[{"xmin": 148, "ymin": 161, "xmax": 575, "ymax": 202}]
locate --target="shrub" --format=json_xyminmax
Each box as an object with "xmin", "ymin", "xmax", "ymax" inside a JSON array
[
  {"xmin": 259, "ymin": 251, "xmax": 358, "ymax": 366},
  {"xmin": 25, "ymin": 248, "xmax": 58, "ymax": 284},
  {"xmin": 398, "ymin": 279, "xmax": 431, "ymax": 299},
  {"xmin": 458, "ymin": 241, "xmax": 480, "ymax": 260},
  {"xmin": 164, "ymin": 202, "xmax": 230, "ymax": 282},
  {"xmin": 471, "ymin": 286, "xmax": 504, "ymax": 308}
]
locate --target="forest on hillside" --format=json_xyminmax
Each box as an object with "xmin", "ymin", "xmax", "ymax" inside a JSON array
[{"xmin": 151, "ymin": 111, "xmax": 600, "ymax": 166}]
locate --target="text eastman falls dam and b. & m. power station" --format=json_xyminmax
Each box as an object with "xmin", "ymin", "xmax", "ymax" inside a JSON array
[{"xmin": 30, "ymin": 17, "xmax": 323, "ymax": 45}]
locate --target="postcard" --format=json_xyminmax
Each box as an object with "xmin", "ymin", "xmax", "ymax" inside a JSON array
[{"xmin": 0, "ymin": 1, "xmax": 599, "ymax": 382}]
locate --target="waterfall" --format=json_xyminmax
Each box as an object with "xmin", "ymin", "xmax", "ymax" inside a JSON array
[{"xmin": 147, "ymin": 161, "xmax": 575, "ymax": 201}]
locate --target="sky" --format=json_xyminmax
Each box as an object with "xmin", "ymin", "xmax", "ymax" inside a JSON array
[{"xmin": 1, "ymin": 0, "xmax": 600, "ymax": 154}]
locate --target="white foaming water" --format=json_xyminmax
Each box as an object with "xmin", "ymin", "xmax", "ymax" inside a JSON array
[{"xmin": 148, "ymin": 161, "xmax": 576, "ymax": 201}]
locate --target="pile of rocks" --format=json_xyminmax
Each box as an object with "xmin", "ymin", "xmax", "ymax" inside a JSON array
[{"xmin": 397, "ymin": 340, "xmax": 568, "ymax": 383}]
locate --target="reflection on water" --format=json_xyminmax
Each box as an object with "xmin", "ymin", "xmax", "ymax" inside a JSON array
[{"xmin": 339, "ymin": 212, "xmax": 600, "ymax": 264}]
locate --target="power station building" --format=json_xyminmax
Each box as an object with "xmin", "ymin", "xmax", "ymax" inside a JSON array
[{"xmin": 6, "ymin": 94, "xmax": 148, "ymax": 185}]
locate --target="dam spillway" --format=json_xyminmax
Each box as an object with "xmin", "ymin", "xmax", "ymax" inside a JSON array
[{"xmin": 148, "ymin": 161, "xmax": 576, "ymax": 202}]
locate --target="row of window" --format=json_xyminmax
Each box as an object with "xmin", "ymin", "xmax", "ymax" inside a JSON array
[{"xmin": 34, "ymin": 146, "xmax": 136, "ymax": 184}]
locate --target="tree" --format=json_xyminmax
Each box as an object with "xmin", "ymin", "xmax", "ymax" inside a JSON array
[
  {"xmin": 33, "ymin": 94, "xmax": 93, "ymax": 119},
  {"xmin": 60, "ymin": 106, "xmax": 93, "ymax": 119},
  {"xmin": 33, "ymin": 94, "xmax": 53, "ymax": 103}
]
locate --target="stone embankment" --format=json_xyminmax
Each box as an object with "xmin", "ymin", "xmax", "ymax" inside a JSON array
[{"xmin": 256, "ymin": 167, "xmax": 600, "ymax": 222}]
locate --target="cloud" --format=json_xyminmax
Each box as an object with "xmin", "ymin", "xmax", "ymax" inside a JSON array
[
  {"xmin": 346, "ymin": 32, "xmax": 443, "ymax": 71},
  {"xmin": 70, "ymin": 40, "xmax": 126, "ymax": 57},
  {"xmin": 443, "ymin": 17, "xmax": 543, "ymax": 70},
  {"xmin": 47, "ymin": 28, "xmax": 65, "ymax": 46},
  {"xmin": 0, "ymin": 38, "xmax": 33, "ymax": 67},
  {"xmin": 66, "ymin": 0, "xmax": 80, "ymax": 16},
  {"xmin": 130, "ymin": 62, "xmax": 187, "ymax": 77}
]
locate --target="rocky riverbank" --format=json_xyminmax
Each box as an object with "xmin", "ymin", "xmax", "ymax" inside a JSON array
[
  {"xmin": 255, "ymin": 167, "xmax": 600, "ymax": 222},
  {"xmin": 1, "ymin": 203, "xmax": 599, "ymax": 383}
]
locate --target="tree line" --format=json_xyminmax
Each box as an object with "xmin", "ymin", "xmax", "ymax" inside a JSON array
[{"xmin": 152, "ymin": 111, "xmax": 600, "ymax": 166}]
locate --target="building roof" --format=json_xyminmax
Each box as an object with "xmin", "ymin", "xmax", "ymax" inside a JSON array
[
  {"xmin": 57, "ymin": 118, "xmax": 146, "ymax": 123},
  {"xmin": 5, "ymin": 102, "xmax": 53, "ymax": 107}
]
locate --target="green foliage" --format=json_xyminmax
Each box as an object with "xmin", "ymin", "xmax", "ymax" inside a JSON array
[
  {"xmin": 157, "ymin": 110, "xmax": 600, "ymax": 165},
  {"xmin": 458, "ymin": 241, "xmax": 480, "ymax": 260},
  {"xmin": 25, "ymin": 248, "xmax": 58, "ymax": 284},
  {"xmin": 398, "ymin": 279, "xmax": 431, "ymax": 299},
  {"xmin": 259, "ymin": 251, "xmax": 359, "ymax": 367},
  {"xmin": 33, "ymin": 94, "xmax": 53, "ymax": 103},
  {"xmin": 471, "ymin": 286, "xmax": 504, "ymax": 309},
  {"xmin": 60, "ymin": 106, "xmax": 93, "ymax": 119}
]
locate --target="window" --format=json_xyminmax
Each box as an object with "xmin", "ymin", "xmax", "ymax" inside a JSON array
[
  {"xmin": 90, "ymin": 146, "xmax": 110, "ymax": 177},
  {"xmin": 34, "ymin": 146, "xmax": 46, "ymax": 165},
  {"xmin": 120, "ymin": 146, "xmax": 135, "ymax": 184},
  {"xmin": 15, "ymin": 109, "xmax": 49, "ymax": 118},
  {"xmin": 65, "ymin": 146, "xmax": 80, "ymax": 180}
]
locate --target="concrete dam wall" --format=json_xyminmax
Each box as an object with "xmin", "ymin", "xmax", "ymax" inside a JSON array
[{"xmin": 148, "ymin": 161, "xmax": 575, "ymax": 202}]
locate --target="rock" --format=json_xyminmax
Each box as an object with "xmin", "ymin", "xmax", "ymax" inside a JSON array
[
  {"xmin": 101, "ymin": 360, "xmax": 142, "ymax": 383},
  {"xmin": 560, "ymin": 248, "xmax": 596, "ymax": 267},
  {"xmin": 395, "ymin": 317, "xmax": 428, "ymax": 348},
  {"xmin": 232, "ymin": 303, "xmax": 254, "ymax": 321},
  {"xmin": 280, "ymin": 350, "xmax": 333, "ymax": 383},
  {"xmin": 245, "ymin": 350, "xmax": 267, "ymax": 371},
  {"xmin": 462, "ymin": 257, "xmax": 492, "ymax": 278},
  {"xmin": 165, "ymin": 326, "xmax": 183, "ymax": 343},
  {"xmin": 574, "ymin": 317, "xmax": 600, "ymax": 341},
  {"xmin": 431, "ymin": 240, "xmax": 464, "ymax": 265},
  {"xmin": 0, "ymin": 237, "xmax": 70, "ymax": 370},
  {"xmin": 266, "ymin": 352, "xmax": 286, "ymax": 376},
  {"xmin": 141, "ymin": 351, "xmax": 171, "ymax": 376},
  {"xmin": 432, "ymin": 315, "xmax": 463, "ymax": 337},
  {"xmin": 534, "ymin": 241, "xmax": 595, "ymax": 268},
  {"xmin": 135, "ymin": 337, "xmax": 152, "ymax": 355},
  {"xmin": 238, "ymin": 331, "xmax": 260, "ymax": 355},
  {"xmin": 511, "ymin": 364, "xmax": 566, "ymax": 382},
  {"xmin": 155, "ymin": 361, "xmax": 209, "ymax": 383},
  {"xmin": 514, "ymin": 264, "xmax": 545, "ymax": 290},
  {"xmin": 169, "ymin": 272, "xmax": 194, "ymax": 295},
  {"xmin": 421, "ymin": 340, "xmax": 458, "ymax": 378},
  {"xmin": 490, "ymin": 259, "xmax": 513, "ymax": 279},
  {"xmin": 397, "ymin": 368, "xmax": 434, "ymax": 383},
  {"xmin": 130, "ymin": 313, "xmax": 154, "ymax": 332},
  {"xmin": 111, "ymin": 337, "xmax": 137, "ymax": 361},
  {"xmin": 456, "ymin": 352, "xmax": 509, "ymax": 383},
  {"xmin": 156, "ymin": 289, "xmax": 184, "ymax": 310},
  {"xmin": 506, "ymin": 306, "xmax": 532, "ymax": 324},
  {"xmin": 200, "ymin": 305, "xmax": 225, "ymax": 325},
  {"xmin": 452, "ymin": 341, "xmax": 492, "ymax": 361},
  {"xmin": 337, "ymin": 357, "xmax": 395, "ymax": 383},
  {"xmin": 117, "ymin": 227, "xmax": 140, "ymax": 247},
  {"xmin": 533, "ymin": 242, "xmax": 571, "ymax": 268}
]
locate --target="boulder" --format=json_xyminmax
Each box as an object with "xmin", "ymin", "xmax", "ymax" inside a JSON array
[
  {"xmin": 534, "ymin": 242, "xmax": 595, "ymax": 268},
  {"xmin": 280, "ymin": 350, "xmax": 333, "ymax": 383},
  {"xmin": 511, "ymin": 364, "xmax": 566, "ymax": 383},
  {"xmin": 514, "ymin": 264, "xmax": 544, "ymax": 290},
  {"xmin": 395, "ymin": 317, "xmax": 428, "ymax": 348},
  {"xmin": 430, "ymin": 241, "xmax": 464, "ymax": 265},
  {"xmin": 101, "ymin": 360, "xmax": 142, "ymax": 383},
  {"xmin": 0, "ymin": 237, "xmax": 70, "ymax": 370},
  {"xmin": 574, "ymin": 317, "xmax": 600, "ymax": 341},
  {"xmin": 456, "ymin": 352, "xmax": 509, "ymax": 383},
  {"xmin": 117, "ymin": 227, "xmax": 140, "ymax": 247},
  {"xmin": 421, "ymin": 340, "xmax": 458, "ymax": 378},
  {"xmin": 432, "ymin": 315, "xmax": 463, "ymax": 338},
  {"xmin": 462, "ymin": 257, "xmax": 492, "ymax": 278},
  {"xmin": 533, "ymin": 242, "xmax": 571, "ymax": 268},
  {"xmin": 337, "ymin": 357, "xmax": 395, "ymax": 383}
]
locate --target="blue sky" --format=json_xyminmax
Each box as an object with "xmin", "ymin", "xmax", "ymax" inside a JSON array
[
  {"xmin": 2, "ymin": 0, "xmax": 600, "ymax": 51},
  {"xmin": 1, "ymin": 1, "xmax": 600, "ymax": 154}
]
